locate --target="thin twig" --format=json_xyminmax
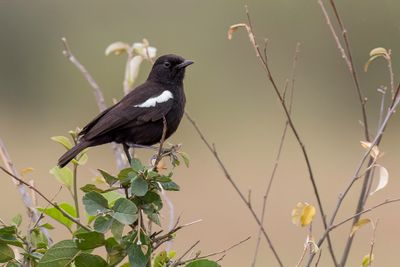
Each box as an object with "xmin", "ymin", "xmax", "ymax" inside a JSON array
[
  {"xmin": 232, "ymin": 5, "xmax": 335, "ymax": 264},
  {"xmin": 170, "ymin": 240, "xmax": 200, "ymax": 267},
  {"xmin": 185, "ymin": 112, "xmax": 283, "ymax": 267},
  {"xmin": 175, "ymin": 236, "xmax": 251, "ymax": 266},
  {"xmin": 154, "ymin": 116, "xmax": 167, "ymax": 170},
  {"xmin": 309, "ymin": 92, "xmax": 400, "ymax": 266},
  {"xmin": 1, "ymin": 167, "xmax": 91, "ymax": 231},
  {"xmin": 325, "ymin": 0, "xmax": 370, "ymax": 141},
  {"xmin": 315, "ymin": 198, "xmax": 400, "ymax": 246},
  {"xmin": 61, "ymin": 37, "xmax": 106, "ymax": 112},
  {"xmin": 61, "ymin": 37, "xmax": 126, "ymax": 170},
  {"xmin": 367, "ymin": 219, "xmax": 378, "ymax": 267},
  {"xmin": 152, "ymin": 218, "xmax": 202, "ymax": 250},
  {"xmin": 252, "ymin": 42, "xmax": 300, "ymax": 267}
]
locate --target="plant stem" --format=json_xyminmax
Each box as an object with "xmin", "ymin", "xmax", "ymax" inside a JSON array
[{"xmin": 72, "ymin": 163, "xmax": 80, "ymax": 220}]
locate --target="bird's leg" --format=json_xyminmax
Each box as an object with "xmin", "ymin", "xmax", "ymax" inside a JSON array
[{"xmin": 123, "ymin": 143, "xmax": 132, "ymax": 164}]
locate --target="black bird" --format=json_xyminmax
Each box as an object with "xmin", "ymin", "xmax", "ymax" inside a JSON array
[{"xmin": 58, "ymin": 54, "xmax": 193, "ymax": 167}]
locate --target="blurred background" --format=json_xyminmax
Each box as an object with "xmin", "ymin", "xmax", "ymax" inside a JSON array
[{"xmin": 1, "ymin": 0, "xmax": 400, "ymax": 266}]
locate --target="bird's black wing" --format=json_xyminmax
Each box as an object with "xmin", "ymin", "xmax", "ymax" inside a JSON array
[
  {"xmin": 82, "ymin": 81, "xmax": 173, "ymax": 141},
  {"xmin": 78, "ymin": 105, "xmax": 115, "ymax": 137}
]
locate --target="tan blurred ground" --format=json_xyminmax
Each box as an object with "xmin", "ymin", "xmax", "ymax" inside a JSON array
[{"xmin": 1, "ymin": 0, "xmax": 400, "ymax": 266}]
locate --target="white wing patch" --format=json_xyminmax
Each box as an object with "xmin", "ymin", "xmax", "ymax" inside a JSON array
[{"xmin": 134, "ymin": 90, "xmax": 173, "ymax": 108}]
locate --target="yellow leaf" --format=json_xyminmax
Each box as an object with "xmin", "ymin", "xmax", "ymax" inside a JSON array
[
  {"xmin": 369, "ymin": 47, "xmax": 387, "ymax": 57},
  {"xmin": 291, "ymin": 202, "xmax": 316, "ymax": 227},
  {"xmin": 360, "ymin": 141, "xmax": 380, "ymax": 159},
  {"xmin": 21, "ymin": 167, "xmax": 34, "ymax": 177},
  {"xmin": 362, "ymin": 254, "xmax": 374, "ymax": 267},
  {"xmin": 350, "ymin": 218, "xmax": 371, "ymax": 237},
  {"xmin": 105, "ymin": 42, "xmax": 130, "ymax": 56},
  {"xmin": 301, "ymin": 204, "xmax": 316, "ymax": 227},
  {"xmin": 227, "ymin": 23, "xmax": 248, "ymax": 40}
]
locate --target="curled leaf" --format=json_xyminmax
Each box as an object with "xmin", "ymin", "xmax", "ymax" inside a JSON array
[
  {"xmin": 370, "ymin": 165, "xmax": 389, "ymax": 196},
  {"xmin": 105, "ymin": 42, "xmax": 130, "ymax": 56},
  {"xmin": 362, "ymin": 254, "xmax": 374, "ymax": 267},
  {"xmin": 291, "ymin": 202, "xmax": 316, "ymax": 227},
  {"xmin": 126, "ymin": 56, "xmax": 143, "ymax": 86},
  {"xmin": 132, "ymin": 41, "xmax": 157, "ymax": 59},
  {"xmin": 369, "ymin": 47, "xmax": 388, "ymax": 57},
  {"xmin": 364, "ymin": 47, "xmax": 388, "ymax": 72},
  {"xmin": 360, "ymin": 141, "xmax": 380, "ymax": 159},
  {"xmin": 227, "ymin": 23, "xmax": 248, "ymax": 40},
  {"xmin": 350, "ymin": 218, "xmax": 371, "ymax": 237}
]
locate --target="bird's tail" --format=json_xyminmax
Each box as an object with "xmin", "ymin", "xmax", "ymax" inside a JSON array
[{"xmin": 58, "ymin": 141, "xmax": 90, "ymax": 168}]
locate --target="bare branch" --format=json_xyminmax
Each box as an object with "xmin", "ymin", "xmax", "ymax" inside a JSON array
[
  {"xmin": 152, "ymin": 218, "xmax": 202, "ymax": 250},
  {"xmin": 1, "ymin": 167, "xmax": 91, "ymax": 231},
  {"xmin": 0, "ymin": 138, "xmax": 52, "ymax": 242},
  {"xmin": 367, "ymin": 219, "xmax": 378, "ymax": 267},
  {"xmin": 185, "ymin": 112, "xmax": 283, "ymax": 267},
  {"xmin": 174, "ymin": 236, "xmax": 251, "ymax": 266},
  {"xmin": 252, "ymin": 42, "xmax": 300, "ymax": 267},
  {"xmin": 61, "ymin": 37, "xmax": 126, "ymax": 170},
  {"xmin": 170, "ymin": 240, "xmax": 200, "ymax": 267}
]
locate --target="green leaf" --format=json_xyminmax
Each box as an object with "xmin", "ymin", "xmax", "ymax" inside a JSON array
[
  {"xmin": 93, "ymin": 215, "xmax": 113, "ymax": 233},
  {"xmin": 142, "ymin": 191, "xmax": 163, "ymax": 210},
  {"xmin": 6, "ymin": 261, "xmax": 21, "ymax": 267},
  {"xmin": 38, "ymin": 202, "xmax": 77, "ymax": 231},
  {"xmin": 118, "ymin": 168, "xmax": 133, "ymax": 180},
  {"xmin": 105, "ymin": 238, "xmax": 126, "ymax": 266},
  {"xmin": 51, "ymin": 136, "xmax": 73, "ymax": 150},
  {"xmin": 185, "ymin": 259, "xmax": 221, "ymax": 267},
  {"xmin": 0, "ymin": 243, "xmax": 14, "ymax": 263},
  {"xmin": 75, "ymin": 231, "xmax": 105, "ymax": 250},
  {"xmin": 98, "ymin": 169, "xmax": 119, "ymax": 186},
  {"xmin": 31, "ymin": 228, "xmax": 48, "ymax": 249},
  {"xmin": 74, "ymin": 152, "xmax": 88, "ymax": 166},
  {"xmin": 83, "ymin": 192, "xmax": 109, "ymax": 216},
  {"xmin": 49, "ymin": 166, "xmax": 73, "ymax": 191},
  {"xmin": 102, "ymin": 191, "xmax": 124, "ymax": 207},
  {"xmin": 153, "ymin": 250, "xmax": 168, "ymax": 267},
  {"xmin": 74, "ymin": 253, "xmax": 107, "ymax": 267},
  {"xmin": 112, "ymin": 198, "xmax": 138, "ymax": 225},
  {"xmin": 160, "ymin": 181, "xmax": 180, "ymax": 191},
  {"xmin": 11, "ymin": 214, "xmax": 22, "ymax": 227},
  {"xmin": 147, "ymin": 213, "xmax": 161, "ymax": 226},
  {"xmin": 80, "ymin": 184, "xmax": 104, "ymax": 193},
  {"xmin": 38, "ymin": 240, "xmax": 79, "ymax": 267},
  {"xmin": 127, "ymin": 243, "xmax": 150, "ymax": 267},
  {"xmin": 39, "ymin": 223, "xmax": 54, "ymax": 230},
  {"xmin": 131, "ymin": 177, "xmax": 148, "ymax": 197},
  {"xmin": 0, "ymin": 226, "xmax": 23, "ymax": 247},
  {"xmin": 131, "ymin": 158, "xmax": 144, "ymax": 172},
  {"xmin": 111, "ymin": 220, "xmax": 124, "ymax": 242},
  {"xmin": 179, "ymin": 152, "xmax": 190, "ymax": 167}
]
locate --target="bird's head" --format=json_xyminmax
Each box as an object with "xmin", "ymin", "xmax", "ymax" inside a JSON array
[{"xmin": 148, "ymin": 54, "xmax": 194, "ymax": 84}]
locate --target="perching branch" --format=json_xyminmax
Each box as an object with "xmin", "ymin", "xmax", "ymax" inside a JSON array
[
  {"xmin": 185, "ymin": 112, "xmax": 283, "ymax": 267},
  {"xmin": 1, "ymin": 166, "xmax": 91, "ymax": 232}
]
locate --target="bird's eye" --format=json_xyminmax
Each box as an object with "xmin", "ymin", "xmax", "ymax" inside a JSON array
[{"xmin": 163, "ymin": 62, "xmax": 171, "ymax": 68}]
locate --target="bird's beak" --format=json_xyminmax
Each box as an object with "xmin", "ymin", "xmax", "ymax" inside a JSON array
[{"xmin": 176, "ymin": 60, "xmax": 194, "ymax": 69}]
